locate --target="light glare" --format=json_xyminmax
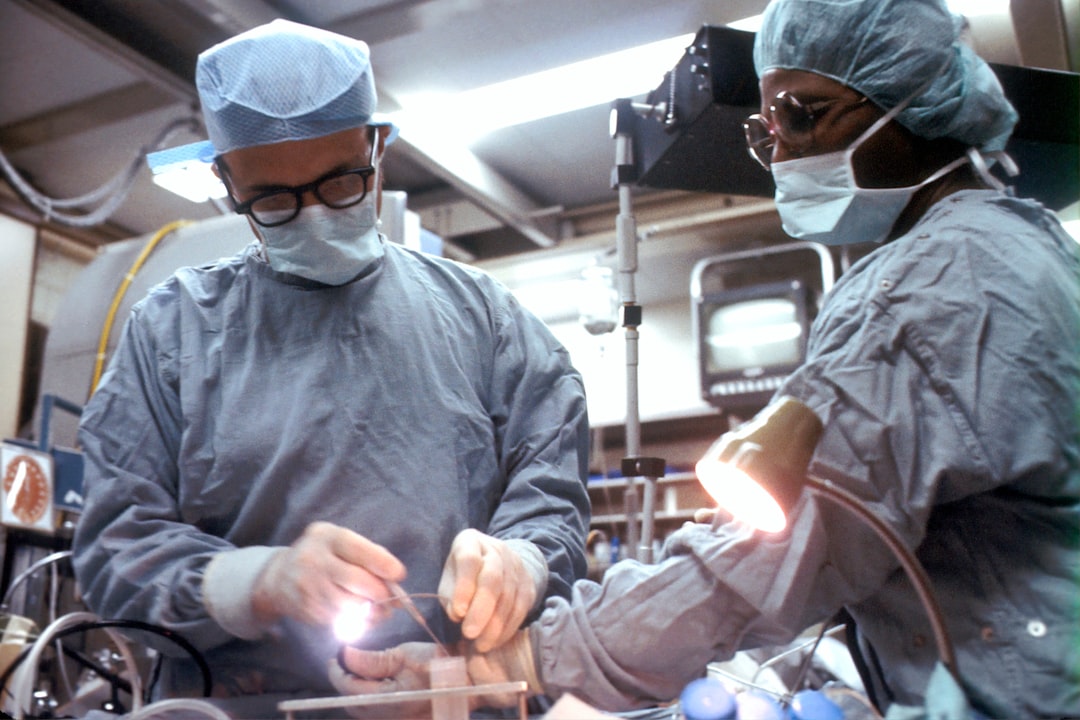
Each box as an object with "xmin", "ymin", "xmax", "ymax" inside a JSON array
[
  {"xmin": 332, "ymin": 601, "xmax": 373, "ymax": 644},
  {"xmin": 696, "ymin": 458, "xmax": 787, "ymax": 533},
  {"xmin": 392, "ymin": 34, "xmax": 694, "ymax": 144},
  {"xmin": 151, "ymin": 164, "xmax": 227, "ymax": 204}
]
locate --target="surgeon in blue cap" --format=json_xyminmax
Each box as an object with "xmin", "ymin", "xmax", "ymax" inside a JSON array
[
  {"xmin": 72, "ymin": 19, "xmax": 591, "ymax": 715},
  {"xmin": 335, "ymin": 1, "xmax": 1080, "ymax": 717}
]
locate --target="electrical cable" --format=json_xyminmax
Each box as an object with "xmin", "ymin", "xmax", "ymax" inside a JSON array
[
  {"xmin": 3, "ymin": 612, "xmax": 142, "ymax": 720},
  {"xmin": 0, "ymin": 116, "xmax": 199, "ymax": 229},
  {"xmin": 48, "ymin": 563, "xmax": 77, "ymax": 706},
  {"xmin": 750, "ymin": 623, "xmax": 845, "ymax": 687},
  {"xmin": 0, "ymin": 618, "xmax": 213, "ymax": 718},
  {"xmin": 88, "ymin": 219, "xmax": 192, "ymax": 397},
  {"xmin": 0, "ymin": 551, "xmax": 72, "ymax": 610},
  {"xmin": 124, "ymin": 698, "xmax": 230, "ymax": 720}
]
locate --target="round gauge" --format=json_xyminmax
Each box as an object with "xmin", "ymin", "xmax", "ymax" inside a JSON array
[{"xmin": 3, "ymin": 454, "xmax": 50, "ymax": 526}]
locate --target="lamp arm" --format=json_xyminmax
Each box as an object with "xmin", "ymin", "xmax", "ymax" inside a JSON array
[{"xmin": 805, "ymin": 476, "xmax": 959, "ymax": 679}]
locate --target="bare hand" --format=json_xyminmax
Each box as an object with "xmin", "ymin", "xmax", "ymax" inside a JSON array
[
  {"xmin": 437, "ymin": 529, "xmax": 536, "ymax": 652},
  {"xmin": 253, "ymin": 521, "xmax": 406, "ymax": 627}
]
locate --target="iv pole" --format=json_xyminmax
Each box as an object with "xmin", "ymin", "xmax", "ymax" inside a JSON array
[{"xmin": 609, "ymin": 98, "xmax": 666, "ymax": 563}]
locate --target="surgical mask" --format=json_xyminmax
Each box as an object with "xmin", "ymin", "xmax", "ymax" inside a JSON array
[
  {"xmin": 771, "ymin": 92, "xmax": 968, "ymax": 246},
  {"xmin": 257, "ymin": 184, "xmax": 384, "ymax": 285}
]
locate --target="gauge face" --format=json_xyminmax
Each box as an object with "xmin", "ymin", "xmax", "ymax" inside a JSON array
[{"xmin": 3, "ymin": 454, "xmax": 50, "ymax": 526}]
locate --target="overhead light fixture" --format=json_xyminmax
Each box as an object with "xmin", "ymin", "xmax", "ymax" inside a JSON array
[
  {"xmin": 146, "ymin": 140, "xmax": 226, "ymax": 204},
  {"xmin": 726, "ymin": 15, "xmax": 763, "ymax": 32},
  {"xmin": 391, "ymin": 33, "xmax": 695, "ymax": 144}
]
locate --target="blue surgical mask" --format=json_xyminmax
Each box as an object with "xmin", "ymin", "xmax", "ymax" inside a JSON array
[
  {"xmin": 257, "ymin": 191, "xmax": 384, "ymax": 285},
  {"xmin": 771, "ymin": 92, "xmax": 968, "ymax": 246}
]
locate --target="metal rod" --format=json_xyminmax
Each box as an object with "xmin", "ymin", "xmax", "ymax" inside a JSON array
[{"xmin": 279, "ymin": 681, "xmax": 529, "ymax": 717}]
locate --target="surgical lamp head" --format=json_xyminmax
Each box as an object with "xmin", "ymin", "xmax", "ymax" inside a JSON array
[
  {"xmin": 753, "ymin": 0, "xmax": 1017, "ymax": 153},
  {"xmin": 195, "ymin": 19, "xmax": 396, "ymax": 156}
]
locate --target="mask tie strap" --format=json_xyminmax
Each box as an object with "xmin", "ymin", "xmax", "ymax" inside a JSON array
[{"xmin": 965, "ymin": 147, "xmax": 1019, "ymax": 193}]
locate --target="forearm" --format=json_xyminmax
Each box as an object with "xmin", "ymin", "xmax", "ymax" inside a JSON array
[{"xmin": 529, "ymin": 548, "xmax": 759, "ymax": 711}]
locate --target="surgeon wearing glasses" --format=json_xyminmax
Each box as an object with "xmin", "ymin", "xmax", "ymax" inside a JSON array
[
  {"xmin": 333, "ymin": 0, "xmax": 1080, "ymax": 717},
  {"xmin": 71, "ymin": 19, "xmax": 592, "ymax": 716}
]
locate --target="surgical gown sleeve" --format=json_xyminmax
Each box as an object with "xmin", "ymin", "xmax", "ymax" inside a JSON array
[
  {"xmin": 74, "ymin": 286, "xmax": 238, "ymax": 651},
  {"xmin": 528, "ymin": 191, "xmax": 1080, "ymax": 717},
  {"xmin": 483, "ymin": 286, "xmax": 591, "ymax": 603}
]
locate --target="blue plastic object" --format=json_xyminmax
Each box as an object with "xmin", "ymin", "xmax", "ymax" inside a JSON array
[
  {"xmin": 788, "ymin": 689, "xmax": 843, "ymax": 720},
  {"xmin": 734, "ymin": 691, "xmax": 784, "ymax": 719},
  {"xmin": 680, "ymin": 677, "xmax": 736, "ymax": 720}
]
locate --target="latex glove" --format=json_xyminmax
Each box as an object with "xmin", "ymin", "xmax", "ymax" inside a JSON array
[
  {"xmin": 329, "ymin": 642, "xmax": 444, "ymax": 719},
  {"xmin": 330, "ymin": 631, "xmax": 542, "ymax": 715},
  {"xmin": 693, "ymin": 507, "xmax": 718, "ymax": 524},
  {"xmin": 437, "ymin": 529, "xmax": 546, "ymax": 651},
  {"xmin": 252, "ymin": 521, "xmax": 406, "ymax": 627}
]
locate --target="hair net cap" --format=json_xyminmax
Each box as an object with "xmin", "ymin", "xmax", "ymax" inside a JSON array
[
  {"xmin": 196, "ymin": 19, "xmax": 395, "ymax": 154},
  {"xmin": 753, "ymin": 0, "xmax": 1018, "ymax": 152}
]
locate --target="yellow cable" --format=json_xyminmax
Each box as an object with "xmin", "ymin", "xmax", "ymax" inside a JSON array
[{"xmin": 88, "ymin": 220, "xmax": 192, "ymax": 399}]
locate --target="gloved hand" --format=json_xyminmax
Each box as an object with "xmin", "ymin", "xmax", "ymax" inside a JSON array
[
  {"xmin": 252, "ymin": 521, "xmax": 407, "ymax": 627},
  {"xmin": 328, "ymin": 642, "xmax": 445, "ymax": 719},
  {"xmin": 693, "ymin": 507, "xmax": 718, "ymax": 524},
  {"xmin": 328, "ymin": 630, "xmax": 542, "ymax": 716},
  {"xmin": 437, "ymin": 529, "xmax": 546, "ymax": 651}
]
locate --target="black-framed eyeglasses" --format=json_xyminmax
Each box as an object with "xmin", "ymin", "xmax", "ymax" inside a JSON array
[
  {"xmin": 220, "ymin": 130, "xmax": 379, "ymax": 227},
  {"xmin": 743, "ymin": 91, "xmax": 869, "ymax": 170},
  {"xmin": 228, "ymin": 165, "xmax": 376, "ymax": 227}
]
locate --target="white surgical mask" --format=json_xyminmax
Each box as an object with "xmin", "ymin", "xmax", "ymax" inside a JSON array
[
  {"xmin": 257, "ymin": 187, "xmax": 384, "ymax": 285},
  {"xmin": 771, "ymin": 91, "xmax": 968, "ymax": 246}
]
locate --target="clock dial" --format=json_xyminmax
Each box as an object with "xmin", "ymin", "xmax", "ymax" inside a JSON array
[{"xmin": 3, "ymin": 454, "xmax": 50, "ymax": 525}]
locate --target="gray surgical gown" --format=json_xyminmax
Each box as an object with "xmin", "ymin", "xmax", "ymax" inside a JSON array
[
  {"xmin": 72, "ymin": 238, "xmax": 590, "ymax": 705},
  {"xmin": 532, "ymin": 190, "xmax": 1080, "ymax": 719}
]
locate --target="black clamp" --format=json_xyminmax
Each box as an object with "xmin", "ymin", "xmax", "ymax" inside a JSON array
[{"xmin": 621, "ymin": 456, "xmax": 666, "ymax": 479}]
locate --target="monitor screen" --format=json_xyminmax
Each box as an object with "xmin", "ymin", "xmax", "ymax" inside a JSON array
[
  {"xmin": 705, "ymin": 297, "xmax": 803, "ymax": 374},
  {"xmin": 696, "ymin": 280, "xmax": 812, "ymax": 409}
]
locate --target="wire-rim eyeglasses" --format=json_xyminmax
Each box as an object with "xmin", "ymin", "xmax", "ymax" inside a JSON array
[{"xmin": 743, "ymin": 90, "xmax": 870, "ymax": 170}]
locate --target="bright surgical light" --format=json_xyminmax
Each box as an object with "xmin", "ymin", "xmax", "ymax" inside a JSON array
[
  {"xmin": 696, "ymin": 452, "xmax": 788, "ymax": 533},
  {"xmin": 332, "ymin": 601, "xmax": 374, "ymax": 644},
  {"xmin": 392, "ymin": 33, "xmax": 694, "ymax": 144}
]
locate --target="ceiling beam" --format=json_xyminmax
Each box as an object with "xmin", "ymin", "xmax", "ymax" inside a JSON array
[
  {"xmin": 13, "ymin": 0, "xmax": 197, "ymax": 104},
  {"xmin": 392, "ymin": 135, "xmax": 559, "ymax": 248},
  {"xmin": 16, "ymin": 0, "xmax": 559, "ymax": 249},
  {"xmin": 0, "ymin": 83, "xmax": 182, "ymax": 151}
]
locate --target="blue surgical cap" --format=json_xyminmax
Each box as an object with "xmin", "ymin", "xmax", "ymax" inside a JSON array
[
  {"xmin": 196, "ymin": 19, "xmax": 395, "ymax": 154},
  {"xmin": 753, "ymin": 0, "xmax": 1018, "ymax": 152}
]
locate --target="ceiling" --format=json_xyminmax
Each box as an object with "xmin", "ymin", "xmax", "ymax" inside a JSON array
[{"xmin": 1, "ymin": 0, "xmax": 1077, "ymax": 264}]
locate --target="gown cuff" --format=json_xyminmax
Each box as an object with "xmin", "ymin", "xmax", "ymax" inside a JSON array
[
  {"xmin": 203, "ymin": 546, "xmax": 281, "ymax": 640},
  {"xmin": 503, "ymin": 538, "xmax": 549, "ymax": 612}
]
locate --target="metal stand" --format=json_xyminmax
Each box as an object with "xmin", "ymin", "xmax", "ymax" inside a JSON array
[{"xmin": 610, "ymin": 99, "xmax": 665, "ymax": 563}]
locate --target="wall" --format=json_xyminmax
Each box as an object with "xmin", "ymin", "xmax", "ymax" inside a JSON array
[
  {"xmin": 546, "ymin": 299, "xmax": 712, "ymax": 427},
  {"xmin": 477, "ymin": 202, "xmax": 789, "ymax": 427},
  {"xmin": 0, "ymin": 215, "xmax": 35, "ymax": 438}
]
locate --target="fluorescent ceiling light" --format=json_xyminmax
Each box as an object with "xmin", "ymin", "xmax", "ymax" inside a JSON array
[
  {"xmin": 392, "ymin": 33, "xmax": 695, "ymax": 144},
  {"xmin": 727, "ymin": 15, "xmax": 763, "ymax": 32},
  {"xmin": 147, "ymin": 141, "xmax": 227, "ymax": 204}
]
